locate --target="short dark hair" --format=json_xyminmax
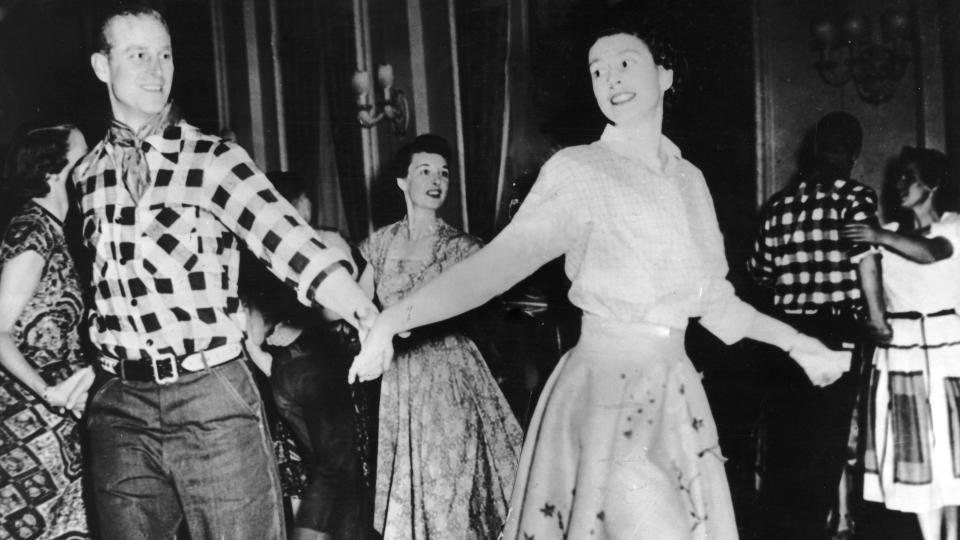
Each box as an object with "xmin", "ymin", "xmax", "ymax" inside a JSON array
[
  {"xmin": 814, "ymin": 111, "xmax": 863, "ymax": 161},
  {"xmin": 266, "ymin": 170, "xmax": 308, "ymax": 204},
  {"xmin": 899, "ymin": 146, "xmax": 947, "ymax": 189},
  {"xmin": 586, "ymin": 8, "xmax": 684, "ymax": 99},
  {"xmin": 392, "ymin": 134, "xmax": 451, "ymax": 179},
  {"xmin": 0, "ymin": 123, "xmax": 77, "ymax": 231},
  {"xmin": 2, "ymin": 124, "xmax": 76, "ymax": 203},
  {"xmin": 94, "ymin": 1, "xmax": 168, "ymax": 54}
]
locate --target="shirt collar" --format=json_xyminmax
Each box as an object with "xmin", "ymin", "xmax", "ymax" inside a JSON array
[{"xmin": 599, "ymin": 123, "xmax": 682, "ymax": 174}]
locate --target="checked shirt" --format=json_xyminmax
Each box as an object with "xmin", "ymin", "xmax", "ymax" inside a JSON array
[
  {"xmin": 748, "ymin": 178, "xmax": 879, "ymax": 313},
  {"xmin": 74, "ymin": 121, "xmax": 359, "ymax": 362}
]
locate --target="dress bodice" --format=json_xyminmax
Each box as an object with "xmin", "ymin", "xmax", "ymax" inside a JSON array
[
  {"xmin": 0, "ymin": 202, "xmax": 84, "ymax": 383},
  {"xmin": 360, "ymin": 218, "xmax": 481, "ymax": 308},
  {"xmin": 881, "ymin": 213, "xmax": 960, "ymax": 313}
]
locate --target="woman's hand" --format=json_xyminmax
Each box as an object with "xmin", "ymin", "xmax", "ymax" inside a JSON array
[
  {"xmin": 865, "ymin": 317, "xmax": 893, "ymax": 344},
  {"xmin": 786, "ymin": 333, "xmax": 850, "ymax": 386},
  {"xmin": 45, "ymin": 366, "xmax": 95, "ymax": 411},
  {"xmin": 348, "ymin": 308, "xmax": 395, "ymax": 383},
  {"xmin": 841, "ymin": 223, "xmax": 882, "ymax": 244}
]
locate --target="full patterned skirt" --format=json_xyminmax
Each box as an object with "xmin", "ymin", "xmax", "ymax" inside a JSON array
[
  {"xmin": 862, "ymin": 313, "xmax": 960, "ymax": 513},
  {"xmin": 375, "ymin": 333, "xmax": 523, "ymax": 539},
  {"xmin": 501, "ymin": 317, "xmax": 737, "ymax": 540},
  {"xmin": 0, "ymin": 382, "xmax": 88, "ymax": 540}
]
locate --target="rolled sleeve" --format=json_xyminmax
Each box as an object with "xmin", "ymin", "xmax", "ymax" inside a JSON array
[{"xmin": 204, "ymin": 142, "xmax": 359, "ymax": 310}]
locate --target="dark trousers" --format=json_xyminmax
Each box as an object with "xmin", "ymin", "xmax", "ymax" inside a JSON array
[
  {"xmin": 759, "ymin": 310, "xmax": 871, "ymax": 540},
  {"xmin": 86, "ymin": 360, "xmax": 284, "ymax": 540},
  {"xmin": 270, "ymin": 338, "xmax": 375, "ymax": 539}
]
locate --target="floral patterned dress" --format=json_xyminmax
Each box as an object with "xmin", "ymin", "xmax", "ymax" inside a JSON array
[
  {"xmin": 360, "ymin": 218, "xmax": 523, "ymax": 539},
  {"xmin": 0, "ymin": 202, "xmax": 88, "ymax": 539},
  {"xmin": 497, "ymin": 126, "xmax": 758, "ymax": 540}
]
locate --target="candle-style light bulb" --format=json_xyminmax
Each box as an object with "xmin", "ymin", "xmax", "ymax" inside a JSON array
[
  {"xmin": 352, "ymin": 70, "xmax": 370, "ymax": 101},
  {"xmin": 377, "ymin": 64, "xmax": 395, "ymax": 88}
]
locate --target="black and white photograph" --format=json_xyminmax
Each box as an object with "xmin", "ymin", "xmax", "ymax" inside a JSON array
[{"xmin": 0, "ymin": 0, "xmax": 958, "ymax": 538}]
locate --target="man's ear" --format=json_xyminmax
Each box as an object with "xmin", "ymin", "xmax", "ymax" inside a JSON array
[{"xmin": 91, "ymin": 52, "xmax": 110, "ymax": 84}]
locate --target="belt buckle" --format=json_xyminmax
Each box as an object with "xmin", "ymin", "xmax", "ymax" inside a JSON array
[{"xmin": 151, "ymin": 355, "xmax": 179, "ymax": 385}]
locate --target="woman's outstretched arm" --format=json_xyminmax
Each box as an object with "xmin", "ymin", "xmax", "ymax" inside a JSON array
[{"xmin": 843, "ymin": 223, "xmax": 953, "ymax": 263}]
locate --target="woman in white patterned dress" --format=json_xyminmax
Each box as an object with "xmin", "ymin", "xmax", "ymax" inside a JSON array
[
  {"xmin": 350, "ymin": 19, "xmax": 843, "ymax": 540},
  {"xmin": 843, "ymin": 146, "xmax": 960, "ymax": 540}
]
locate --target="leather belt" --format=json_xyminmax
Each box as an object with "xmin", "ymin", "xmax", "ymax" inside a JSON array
[
  {"xmin": 886, "ymin": 308, "xmax": 956, "ymax": 320},
  {"xmin": 100, "ymin": 343, "xmax": 243, "ymax": 384}
]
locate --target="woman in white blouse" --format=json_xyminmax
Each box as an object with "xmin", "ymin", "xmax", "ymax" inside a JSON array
[{"xmin": 350, "ymin": 17, "xmax": 844, "ymax": 540}]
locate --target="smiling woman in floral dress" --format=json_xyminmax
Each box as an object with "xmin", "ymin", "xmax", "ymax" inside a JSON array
[{"xmin": 357, "ymin": 134, "xmax": 522, "ymax": 539}]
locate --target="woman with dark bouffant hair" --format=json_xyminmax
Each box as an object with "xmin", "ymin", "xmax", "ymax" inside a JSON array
[
  {"xmin": 351, "ymin": 13, "xmax": 842, "ymax": 540},
  {"xmin": 0, "ymin": 123, "xmax": 93, "ymax": 538},
  {"xmin": 843, "ymin": 147, "xmax": 960, "ymax": 540}
]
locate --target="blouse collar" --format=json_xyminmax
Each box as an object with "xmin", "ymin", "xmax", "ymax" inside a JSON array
[{"xmin": 599, "ymin": 124, "xmax": 683, "ymax": 175}]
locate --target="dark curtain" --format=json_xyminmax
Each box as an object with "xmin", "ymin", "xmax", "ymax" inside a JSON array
[
  {"xmin": 315, "ymin": 0, "xmax": 369, "ymax": 241},
  {"xmin": 455, "ymin": 0, "xmax": 509, "ymax": 241},
  {"xmin": 272, "ymin": 0, "xmax": 366, "ymax": 241},
  {"xmin": 277, "ymin": 1, "xmax": 352, "ymax": 233}
]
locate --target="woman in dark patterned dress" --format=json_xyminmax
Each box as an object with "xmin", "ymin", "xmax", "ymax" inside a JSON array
[
  {"xmin": 0, "ymin": 124, "xmax": 94, "ymax": 539},
  {"xmin": 357, "ymin": 135, "xmax": 522, "ymax": 539}
]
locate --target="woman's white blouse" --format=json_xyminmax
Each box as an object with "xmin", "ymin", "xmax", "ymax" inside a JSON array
[{"xmin": 495, "ymin": 124, "xmax": 757, "ymax": 344}]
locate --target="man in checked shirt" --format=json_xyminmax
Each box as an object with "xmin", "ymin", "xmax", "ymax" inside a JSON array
[
  {"xmin": 748, "ymin": 111, "xmax": 890, "ymax": 540},
  {"xmin": 71, "ymin": 4, "xmax": 381, "ymax": 539}
]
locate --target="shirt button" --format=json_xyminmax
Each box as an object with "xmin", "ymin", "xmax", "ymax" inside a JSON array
[
  {"xmin": 119, "ymin": 258, "xmax": 128, "ymax": 265},
  {"xmin": 146, "ymin": 339, "xmax": 154, "ymax": 346},
  {"xmin": 131, "ymin": 299, "xmax": 138, "ymax": 306}
]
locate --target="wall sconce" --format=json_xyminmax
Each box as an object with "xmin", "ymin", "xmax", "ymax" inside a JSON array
[
  {"xmin": 352, "ymin": 64, "xmax": 409, "ymax": 136},
  {"xmin": 810, "ymin": 9, "xmax": 912, "ymax": 105}
]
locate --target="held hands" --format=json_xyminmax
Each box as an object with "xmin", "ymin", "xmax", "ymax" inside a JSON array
[
  {"xmin": 44, "ymin": 366, "xmax": 95, "ymax": 414},
  {"xmin": 348, "ymin": 306, "xmax": 395, "ymax": 383},
  {"xmin": 841, "ymin": 223, "xmax": 882, "ymax": 244},
  {"xmin": 784, "ymin": 333, "xmax": 850, "ymax": 387}
]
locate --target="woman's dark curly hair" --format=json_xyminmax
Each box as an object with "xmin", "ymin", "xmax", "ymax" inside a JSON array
[
  {"xmin": 0, "ymin": 124, "xmax": 77, "ymax": 229},
  {"xmin": 391, "ymin": 134, "xmax": 451, "ymax": 179}
]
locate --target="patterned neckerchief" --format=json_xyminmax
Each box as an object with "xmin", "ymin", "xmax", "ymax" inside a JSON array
[{"xmin": 105, "ymin": 103, "xmax": 179, "ymax": 202}]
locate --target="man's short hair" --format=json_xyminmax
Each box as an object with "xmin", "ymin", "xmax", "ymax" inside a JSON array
[
  {"xmin": 813, "ymin": 111, "xmax": 863, "ymax": 160},
  {"xmin": 93, "ymin": 1, "xmax": 169, "ymax": 54}
]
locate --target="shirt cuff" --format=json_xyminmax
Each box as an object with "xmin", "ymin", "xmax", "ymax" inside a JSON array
[{"xmin": 699, "ymin": 297, "xmax": 759, "ymax": 345}]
